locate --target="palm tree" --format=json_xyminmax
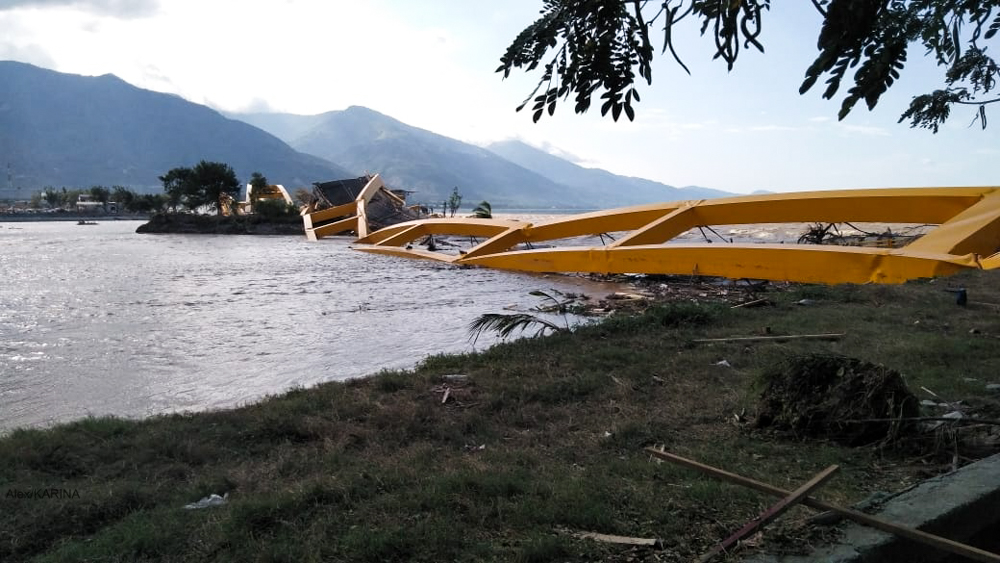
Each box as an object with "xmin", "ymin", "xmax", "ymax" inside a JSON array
[{"xmin": 472, "ymin": 201, "xmax": 492, "ymax": 219}]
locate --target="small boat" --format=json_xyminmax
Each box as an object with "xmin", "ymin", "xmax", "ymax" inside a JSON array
[{"xmin": 77, "ymin": 220, "xmax": 98, "ymax": 226}]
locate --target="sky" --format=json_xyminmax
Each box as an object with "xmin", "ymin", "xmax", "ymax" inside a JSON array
[{"xmin": 1, "ymin": 0, "xmax": 997, "ymax": 194}]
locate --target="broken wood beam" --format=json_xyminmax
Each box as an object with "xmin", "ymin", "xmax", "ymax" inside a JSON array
[
  {"xmin": 691, "ymin": 333, "xmax": 845, "ymax": 344},
  {"xmin": 697, "ymin": 464, "xmax": 839, "ymax": 562},
  {"xmin": 645, "ymin": 448, "xmax": 1000, "ymax": 563},
  {"xmin": 575, "ymin": 531, "xmax": 661, "ymax": 548},
  {"xmin": 730, "ymin": 298, "xmax": 768, "ymax": 309}
]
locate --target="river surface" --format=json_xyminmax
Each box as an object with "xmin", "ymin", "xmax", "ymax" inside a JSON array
[{"xmin": 0, "ymin": 220, "xmax": 625, "ymax": 431}]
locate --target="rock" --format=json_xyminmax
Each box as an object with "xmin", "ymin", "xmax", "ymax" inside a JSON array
[{"xmin": 183, "ymin": 493, "xmax": 228, "ymax": 509}]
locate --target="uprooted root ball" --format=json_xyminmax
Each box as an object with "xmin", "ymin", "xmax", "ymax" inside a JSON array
[{"xmin": 754, "ymin": 354, "xmax": 919, "ymax": 446}]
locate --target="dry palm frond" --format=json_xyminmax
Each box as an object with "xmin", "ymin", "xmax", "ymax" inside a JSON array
[{"xmin": 468, "ymin": 313, "xmax": 566, "ymax": 345}]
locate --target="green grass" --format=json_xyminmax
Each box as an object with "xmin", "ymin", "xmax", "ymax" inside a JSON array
[{"xmin": 3, "ymin": 269, "xmax": 999, "ymax": 562}]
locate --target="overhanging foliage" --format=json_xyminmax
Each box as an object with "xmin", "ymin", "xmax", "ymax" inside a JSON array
[{"xmin": 498, "ymin": 0, "xmax": 1000, "ymax": 131}]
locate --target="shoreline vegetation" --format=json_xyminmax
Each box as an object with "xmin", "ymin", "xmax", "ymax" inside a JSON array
[
  {"xmin": 135, "ymin": 213, "xmax": 305, "ymax": 235},
  {"xmin": 3, "ymin": 270, "xmax": 1000, "ymax": 562}
]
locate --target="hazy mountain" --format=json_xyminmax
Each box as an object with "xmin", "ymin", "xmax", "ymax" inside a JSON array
[
  {"xmin": 238, "ymin": 107, "xmax": 730, "ymax": 209},
  {"xmin": 242, "ymin": 106, "xmax": 585, "ymax": 208},
  {"xmin": 226, "ymin": 112, "xmax": 327, "ymax": 144},
  {"xmin": 0, "ymin": 61, "xmax": 352, "ymax": 198},
  {"xmin": 486, "ymin": 140, "xmax": 730, "ymax": 202}
]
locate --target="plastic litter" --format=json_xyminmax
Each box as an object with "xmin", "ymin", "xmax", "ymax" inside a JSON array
[{"xmin": 183, "ymin": 493, "xmax": 228, "ymax": 509}]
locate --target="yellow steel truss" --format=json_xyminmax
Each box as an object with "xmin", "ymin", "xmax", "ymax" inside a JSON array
[{"xmin": 338, "ymin": 187, "xmax": 1000, "ymax": 284}]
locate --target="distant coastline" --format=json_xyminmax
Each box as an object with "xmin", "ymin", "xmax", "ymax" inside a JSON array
[{"xmin": 0, "ymin": 213, "xmax": 149, "ymax": 222}]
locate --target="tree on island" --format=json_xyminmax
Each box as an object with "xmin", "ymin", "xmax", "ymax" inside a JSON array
[
  {"xmin": 447, "ymin": 187, "xmax": 463, "ymax": 217},
  {"xmin": 499, "ymin": 1, "xmax": 1000, "ymax": 132},
  {"xmin": 248, "ymin": 171, "xmax": 268, "ymax": 212},
  {"xmin": 159, "ymin": 160, "xmax": 240, "ymax": 215}
]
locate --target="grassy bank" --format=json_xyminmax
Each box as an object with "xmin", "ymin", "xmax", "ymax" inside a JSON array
[{"xmin": 3, "ymin": 270, "xmax": 999, "ymax": 562}]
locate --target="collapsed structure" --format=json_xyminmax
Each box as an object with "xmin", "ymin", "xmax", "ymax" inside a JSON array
[
  {"xmin": 301, "ymin": 174, "xmax": 423, "ymax": 241},
  {"xmin": 332, "ymin": 186, "xmax": 1000, "ymax": 285}
]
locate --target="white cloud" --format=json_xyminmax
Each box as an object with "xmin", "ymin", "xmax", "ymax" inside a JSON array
[
  {"xmin": 838, "ymin": 124, "xmax": 890, "ymax": 136},
  {"xmin": 0, "ymin": 0, "xmax": 158, "ymax": 18},
  {"xmin": 748, "ymin": 124, "xmax": 797, "ymax": 132},
  {"xmin": 0, "ymin": 41, "xmax": 55, "ymax": 67}
]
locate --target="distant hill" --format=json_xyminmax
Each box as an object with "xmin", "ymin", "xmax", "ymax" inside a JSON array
[
  {"xmin": 241, "ymin": 106, "xmax": 584, "ymax": 208},
  {"xmin": 485, "ymin": 140, "xmax": 729, "ymax": 202},
  {"xmin": 237, "ymin": 107, "xmax": 730, "ymax": 209},
  {"xmin": 0, "ymin": 61, "xmax": 352, "ymax": 198}
]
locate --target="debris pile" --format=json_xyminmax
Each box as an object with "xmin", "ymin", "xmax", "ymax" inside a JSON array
[{"xmin": 754, "ymin": 355, "xmax": 919, "ymax": 446}]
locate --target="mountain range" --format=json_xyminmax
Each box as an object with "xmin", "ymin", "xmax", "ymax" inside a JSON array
[
  {"xmin": 1, "ymin": 61, "xmax": 729, "ymax": 207},
  {"xmin": 0, "ymin": 61, "xmax": 350, "ymax": 199}
]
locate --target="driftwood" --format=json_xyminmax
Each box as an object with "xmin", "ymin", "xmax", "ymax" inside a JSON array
[
  {"xmin": 574, "ymin": 531, "xmax": 661, "ymax": 548},
  {"xmin": 645, "ymin": 448, "xmax": 1000, "ymax": 563},
  {"xmin": 692, "ymin": 333, "xmax": 845, "ymax": 344},
  {"xmin": 730, "ymin": 298, "xmax": 769, "ymax": 309}
]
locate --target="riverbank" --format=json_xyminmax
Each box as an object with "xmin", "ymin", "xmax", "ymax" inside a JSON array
[
  {"xmin": 136, "ymin": 213, "xmax": 304, "ymax": 235},
  {"xmin": 3, "ymin": 270, "xmax": 999, "ymax": 562}
]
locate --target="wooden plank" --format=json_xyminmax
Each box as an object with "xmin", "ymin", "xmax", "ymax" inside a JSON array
[
  {"xmin": 645, "ymin": 448, "xmax": 1000, "ymax": 563},
  {"xmin": 576, "ymin": 531, "xmax": 660, "ymax": 547},
  {"xmin": 691, "ymin": 333, "xmax": 845, "ymax": 344},
  {"xmin": 730, "ymin": 298, "xmax": 768, "ymax": 309},
  {"xmin": 697, "ymin": 465, "xmax": 839, "ymax": 562}
]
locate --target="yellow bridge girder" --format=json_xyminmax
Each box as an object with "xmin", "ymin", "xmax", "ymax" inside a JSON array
[{"xmin": 339, "ymin": 186, "xmax": 1000, "ymax": 284}]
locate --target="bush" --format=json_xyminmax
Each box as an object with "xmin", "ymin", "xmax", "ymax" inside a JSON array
[{"xmin": 254, "ymin": 198, "xmax": 299, "ymax": 221}]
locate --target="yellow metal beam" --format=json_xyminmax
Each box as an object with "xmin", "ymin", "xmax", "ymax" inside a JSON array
[
  {"xmin": 308, "ymin": 216, "xmax": 359, "ymax": 240},
  {"xmin": 461, "ymin": 226, "xmax": 530, "ymax": 260},
  {"xmin": 905, "ymin": 190, "xmax": 1000, "ymax": 256},
  {"xmin": 356, "ymin": 199, "xmax": 370, "ymax": 239},
  {"xmin": 609, "ymin": 204, "xmax": 701, "ymax": 247},
  {"xmin": 376, "ymin": 224, "xmax": 428, "ymax": 247},
  {"xmin": 525, "ymin": 204, "xmax": 681, "ymax": 242},
  {"xmin": 356, "ymin": 174, "xmax": 386, "ymax": 206},
  {"xmin": 344, "ymin": 186, "xmax": 1000, "ymax": 284},
  {"xmin": 356, "ymin": 245, "xmax": 459, "ymax": 263},
  {"xmin": 303, "ymin": 201, "xmax": 358, "ymax": 230},
  {"xmin": 460, "ymin": 245, "xmax": 976, "ymax": 284}
]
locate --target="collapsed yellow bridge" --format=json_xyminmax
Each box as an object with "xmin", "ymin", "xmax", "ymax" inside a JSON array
[{"xmin": 303, "ymin": 183, "xmax": 1000, "ymax": 284}]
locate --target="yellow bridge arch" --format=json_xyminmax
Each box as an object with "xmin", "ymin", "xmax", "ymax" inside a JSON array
[{"xmin": 305, "ymin": 186, "xmax": 1000, "ymax": 284}]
